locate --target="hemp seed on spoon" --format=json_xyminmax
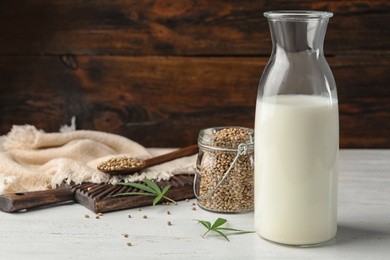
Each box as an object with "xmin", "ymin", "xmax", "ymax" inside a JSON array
[{"xmin": 97, "ymin": 144, "xmax": 198, "ymax": 175}]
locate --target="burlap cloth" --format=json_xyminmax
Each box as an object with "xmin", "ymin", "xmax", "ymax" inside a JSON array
[{"xmin": 0, "ymin": 121, "xmax": 196, "ymax": 194}]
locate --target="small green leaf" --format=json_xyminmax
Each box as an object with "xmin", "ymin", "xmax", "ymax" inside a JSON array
[
  {"xmin": 153, "ymin": 194, "xmax": 163, "ymax": 206},
  {"xmin": 161, "ymin": 185, "xmax": 171, "ymax": 196},
  {"xmin": 213, "ymin": 229, "xmax": 230, "ymax": 241},
  {"xmin": 211, "ymin": 218, "xmax": 227, "ymax": 229},
  {"xmin": 196, "ymin": 220, "xmax": 211, "ymax": 229},
  {"xmin": 217, "ymin": 227, "xmax": 250, "ymax": 232},
  {"xmin": 143, "ymin": 178, "xmax": 161, "ymax": 193}
]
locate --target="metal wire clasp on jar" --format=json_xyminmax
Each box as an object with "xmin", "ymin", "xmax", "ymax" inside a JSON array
[{"xmin": 193, "ymin": 127, "xmax": 254, "ymax": 213}]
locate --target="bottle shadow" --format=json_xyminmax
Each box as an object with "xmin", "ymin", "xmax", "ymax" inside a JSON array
[
  {"xmin": 255, "ymin": 224, "xmax": 390, "ymax": 249},
  {"xmin": 334, "ymin": 224, "xmax": 390, "ymax": 246}
]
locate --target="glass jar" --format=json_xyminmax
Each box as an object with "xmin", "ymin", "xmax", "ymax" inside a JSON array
[
  {"xmin": 255, "ymin": 11, "xmax": 339, "ymax": 246},
  {"xmin": 194, "ymin": 126, "xmax": 254, "ymax": 213}
]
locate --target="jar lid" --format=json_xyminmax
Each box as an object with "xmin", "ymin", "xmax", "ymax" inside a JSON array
[{"xmin": 198, "ymin": 126, "xmax": 254, "ymax": 151}]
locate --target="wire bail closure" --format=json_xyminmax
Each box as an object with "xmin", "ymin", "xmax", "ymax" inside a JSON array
[{"xmin": 193, "ymin": 143, "xmax": 248, "ymax": 200}]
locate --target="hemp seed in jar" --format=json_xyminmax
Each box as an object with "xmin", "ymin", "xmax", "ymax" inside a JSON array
[{"xmin": 194, "ymin": 127, "xmax": 254, "ymax": 213}]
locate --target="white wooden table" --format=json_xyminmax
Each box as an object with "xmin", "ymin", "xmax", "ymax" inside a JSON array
[{"xmin": 0, "ymin": 149, "xmax": 389, "ymax": 260}]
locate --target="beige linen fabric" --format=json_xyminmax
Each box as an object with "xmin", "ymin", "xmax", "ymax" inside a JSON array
[{"xmin": 0, "ymin": 124, "xmax": 196, "ymax": 194}]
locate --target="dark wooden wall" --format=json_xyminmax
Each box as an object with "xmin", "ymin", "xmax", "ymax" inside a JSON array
[{"xmin": 0, "ymin": 0, "xmax": 389, "ymax": 148}]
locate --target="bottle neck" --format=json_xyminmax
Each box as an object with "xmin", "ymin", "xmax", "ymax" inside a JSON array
[{"xmin": 268, "ymin": 19, "xmax": 329, "ymax": 53}]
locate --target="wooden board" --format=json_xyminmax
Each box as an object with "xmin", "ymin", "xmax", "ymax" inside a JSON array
[
  {"xmin": 0, "ymin": 174, "xmax": 195, "ymax": 213},
  {"xmin": 75, "ymin": 174, "xmax": 195, "ymax": 213}
]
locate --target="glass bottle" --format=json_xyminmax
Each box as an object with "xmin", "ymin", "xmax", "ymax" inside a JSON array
[{"xmin": 254, "ymin": 11, "xmax": 339, "ymax": 246}]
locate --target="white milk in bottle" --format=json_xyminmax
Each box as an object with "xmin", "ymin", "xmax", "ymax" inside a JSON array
[{"xmin": 255, "ymin": 95, "xmax": 338, "ymax": 245}]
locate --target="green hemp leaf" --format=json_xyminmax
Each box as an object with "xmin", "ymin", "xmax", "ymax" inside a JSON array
[
  {"xmin": 195, "ymin": 218, "xmax": 254, "ymax": 241},
  {"xmin": 113, "ymin": 177, "xmax": 176, "ymax": 206}
]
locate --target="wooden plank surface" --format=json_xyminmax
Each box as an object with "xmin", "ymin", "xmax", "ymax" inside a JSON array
[
  {"xmin": 0, "ymin": 56, "xmax": 388, "ymax": 148},
  {"xmin": 0, "ymin": 0, "xmax": 388, "ymax": 148},
  {"xmin": 0, "ymin": 0, "xmax": 388, "ymax": 55}
]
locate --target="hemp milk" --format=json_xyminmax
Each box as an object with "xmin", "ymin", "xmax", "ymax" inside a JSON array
[{"xmin": 254, "ymin": 95, "xmax": 338, "ymax": 245}]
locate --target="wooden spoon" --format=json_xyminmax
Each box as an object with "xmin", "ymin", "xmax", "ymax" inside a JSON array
[{"xmin": 97, "ymin": 144, "xmax": 198, "ymax": 175}]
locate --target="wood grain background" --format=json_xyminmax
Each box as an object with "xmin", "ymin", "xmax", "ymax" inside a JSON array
[{"xmin": 0, "ymin": 0, "xmax": 389, "ymax": 148}]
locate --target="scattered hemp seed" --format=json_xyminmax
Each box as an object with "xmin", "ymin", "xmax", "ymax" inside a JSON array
[
  {"xmin": 128, "ymin": 215, "xmax": 132, "ymax": 218},
  {"xmin": 142, "ymin": 215, "xmax": 148, "ymax": 219},
  {"xmin": 167, "ymin": 221, "xmax": 172, "ymax": 226},
  {"xmin": 137, "ymin": 208, "xmax": 141, "ymax": 211},
  {"xmin": 186, "ymin": 199, "xmax": 189, "ymax": 202},
  {"xmin": 192, "ymin": 203, "xmax": 196, "ymax": 206},
  {"xmin": 167, "ymin": 211, "xmax": 171, "ymax": 215},
  {"xmin": 192, "ymin": 207, "xmax": 196, "ymax": 211},
  {"xmin": 127, "ymin": 242, "xmax": 132, "ymax": 246},
  {"xmin": 95, "ymin": 216, "xmax": 100, "ymax": 219},
  {"xmin": 122, "ymin": 234, "xmax": 129, "ymax": 238},
  {"xmin": 97, "ymin": 212, "xmax": 104, "ymax": 217},
  {"xmin": 84, "ymin": 214, "xmax": 89, "ymax": 218}
]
